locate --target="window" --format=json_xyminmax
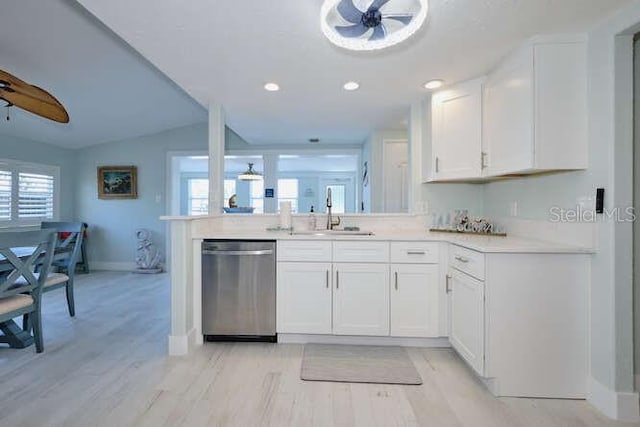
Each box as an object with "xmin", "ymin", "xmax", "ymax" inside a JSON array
[
  {"xmin": 0, "ymin": 159, "xmax": 59, "ymax": 226},
  {"xmin": 187, "ymin": 179, "xmax": 209, "ymax": 216},
  {"xmin": 250, "ymin": 180, "xmax": 264, "ymax": 214},
  {"xmin": 326, "ymin": 184, "xmax": 346, "ymax": 214},
  {"xmin": 278, "ymin": 179, "xmax": 298, "ymax": 213}
]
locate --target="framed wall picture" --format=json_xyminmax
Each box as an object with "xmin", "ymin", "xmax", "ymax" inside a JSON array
[{"xmin": 97, "ymin": 166, "xmax": 138, "ymax": 199}]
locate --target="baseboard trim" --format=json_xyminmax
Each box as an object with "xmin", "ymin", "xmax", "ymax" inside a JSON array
[
  {"xmin": 168, "ymin": 328, "xmax": 197, "ymax": 356},
  {"xmin": 91, "ymin": 262, "xmax": 137, "ymax": 271},
  {"xmin": 278, "ymin": 334, "xmax": 450, "ymax": 347},
  {"xmin": 587, "ymin": 376, "xmax": 640, "ymax": 422}
]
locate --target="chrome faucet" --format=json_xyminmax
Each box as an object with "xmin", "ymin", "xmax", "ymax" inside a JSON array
[{"xmin": 326, "ymin": 187, "xmax": 341, "ymax": 230}]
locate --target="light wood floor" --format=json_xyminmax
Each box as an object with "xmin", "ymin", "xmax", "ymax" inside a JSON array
[{"xmin": 0, "ymin": 272, "xmax": 637, "ymax": 427}]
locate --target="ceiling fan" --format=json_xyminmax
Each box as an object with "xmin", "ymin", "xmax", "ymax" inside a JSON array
[{"xmin": 0, "ymin": 69, "xmax": 69, "ymax": 123}]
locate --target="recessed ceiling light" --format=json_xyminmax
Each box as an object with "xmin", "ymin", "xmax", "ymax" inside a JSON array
[
  {"xmin": 343, "ymin": 81, "xmax": 360, "ymax": 91},
  {"xmin": 264, "ymin": 82, "xmax": 280, "ymax": 92},
  {"xmin": 424, "ymin": 79, "xmax": 444, "ymax": 90}
]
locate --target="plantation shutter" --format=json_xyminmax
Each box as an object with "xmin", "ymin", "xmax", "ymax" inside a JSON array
[
  {"xmin": 18, "ymin": 172, "xmax": 54, "ymax": 219},
  {"xmin": 0, "ymin": 170, "xmax": 11, "ymax": 220}
]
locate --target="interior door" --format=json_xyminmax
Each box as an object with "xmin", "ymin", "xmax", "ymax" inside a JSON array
[{"xmin": 382, "ymin": 140, "xmax": 408, "ymax": 212}]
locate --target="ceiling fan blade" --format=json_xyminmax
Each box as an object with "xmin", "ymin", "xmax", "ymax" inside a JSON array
[
  {"xmin": 335, "ymin": 23, "xmax": 370, "ymax": 38},
  {"xmin": 1, "ymin": 89, "xmax": 69, "ymax": 123},
  {"xmin": 337, "ymin": 0, "xmax": 364, "ymax": 24},
  {"xmin": 368, "ymin": 0, "xmax": 392, "ymax": 12},
  {"xmin": 369, "ymin": 23, "xmax": 387, "ymax": 41},
  {"xmin": 0, "ymin": 69, "xmax": 69, "ymax": 123},
  {"xmin": 383, "ymin": 13, "xmax": 414, "ymax": 25}
]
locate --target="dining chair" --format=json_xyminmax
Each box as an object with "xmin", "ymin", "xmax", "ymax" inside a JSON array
[
  {"xmin": 40, "ymin": 222, "xmax": 86, "ymax": 317},
  {"xmin": 0, "ymin": 229, "xmax": 57, "ymax": 353}
]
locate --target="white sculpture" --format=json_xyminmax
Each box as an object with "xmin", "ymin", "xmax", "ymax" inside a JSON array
[{"xmin": 134, "ymin": 229, "xmax": 162, "ymax": 273}]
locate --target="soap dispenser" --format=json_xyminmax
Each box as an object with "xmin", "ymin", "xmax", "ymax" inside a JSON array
[{"xmin": 308, "ymin": 205, "xmax": 317, "ymax": 231}]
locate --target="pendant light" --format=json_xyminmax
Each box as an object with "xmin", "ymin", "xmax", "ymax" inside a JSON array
[{"xmin": 238, "ymin": 162, "xmax": 263, "ymax": 181}]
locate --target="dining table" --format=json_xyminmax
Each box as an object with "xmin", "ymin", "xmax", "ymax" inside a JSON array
[{"xmin": 0, "ymin": 246, "xmax": 72, "ymax": 349}]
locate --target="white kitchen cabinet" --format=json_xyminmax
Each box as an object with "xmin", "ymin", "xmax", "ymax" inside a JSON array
[
  {"xmin": 390, "ymin": 264, "xmax": 439, "ymax": 337},
  {"xmin": 277, "ymin": 262, "xmax": 332, "ymax": 334},
  {"xmin": 482, "ymin": 37, "xmax": 587, "ymax": 176},
  {"xmin": 449, "ymin": 268, "xmax": 485, "ymax": 376},
  {"xmin": 430, "ymin": 78, "xmax": 483, "ymax": 181},
  {"xmin": 333, "ymin": 263, "xmax": 389, "ymax": 336}
]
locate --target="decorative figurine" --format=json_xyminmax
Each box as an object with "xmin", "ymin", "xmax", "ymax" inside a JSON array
[{"xmin": 134, "ymin": 229, "xmax": 162, "ymax": 273}]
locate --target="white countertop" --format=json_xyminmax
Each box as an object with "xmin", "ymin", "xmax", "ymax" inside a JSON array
[{"xmin": 193, "ymin": 229, "xmax": 593, "ymax": 254}]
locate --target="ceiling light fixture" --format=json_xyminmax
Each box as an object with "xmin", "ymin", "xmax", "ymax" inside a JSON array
[
  {"xmin": 423, "ymin": 79, "xmax": 444, "ymax": 90},
  {"xmin": 343, "ymin": 81, "xmax": 360, "ymax": 91},
  {"xmin": 321, "ymin": 0, "xmax": 428, "ymax": 51},
  {"xmin": 264, "ymin": 82, "xmax": 280, "ymax": 92},
  {"xmin": 238, "ymin": 163, "xmax": 263, "ymax": 181}
]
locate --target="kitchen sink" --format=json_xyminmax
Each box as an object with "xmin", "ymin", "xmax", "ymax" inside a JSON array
[{"xmin": 291, "ymin": 230, "xmax": 375, "ymax": 236}]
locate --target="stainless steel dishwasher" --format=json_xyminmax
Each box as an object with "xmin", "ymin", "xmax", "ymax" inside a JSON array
[{"xmin": 202, "ymin": 240, "xmax": 276, "ymax": 342}]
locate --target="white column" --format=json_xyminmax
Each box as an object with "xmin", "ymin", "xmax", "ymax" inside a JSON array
[
  {"xmin": 409, "ymin": 100, "xmax": 426, "ymax": 213},
  {"xmin": 263, "ymin": 153, "xmax": 279, "ymax": 213},
  {"xmin": 167, "ymin": 219, "xmax": 194, "ymax": 356},
  {"xmin": 208, "ymin": 104, "xmax": 225, "ymax": 214}
]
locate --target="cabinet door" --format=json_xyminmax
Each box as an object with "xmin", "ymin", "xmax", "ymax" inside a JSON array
[
  {"xmin": 333, "ymin": 263, "xmax": 389, "ymax": 336},
  {"xmin": 431, "ymin": 78, "xmax": 483, "ymax": 180},
  {"xmin": 483, "ymin": 46, "xmax": 534, "ymax": 176},
  {"xmin": 449, "ymin": 269, "xmax": 485, "ymax": 375},
  {"xmin": 277, "ymin": 262, "xmax": 332, "ymax": 334},
  {"xmin": 390, "ymin": 264, "xmax": 439, "ymax": 337}
]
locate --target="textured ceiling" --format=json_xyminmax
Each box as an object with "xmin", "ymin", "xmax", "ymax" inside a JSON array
[
  {"xmin": 1, "ymin": 0, "xmax": 632, "ymax": 148},
  {"xmin": 74, "ymin": 0, "xmax": 631, "ymax": 146},
  {"xmin": 0, "ymin": 0, "xmax": 206, "ymax": 149}
]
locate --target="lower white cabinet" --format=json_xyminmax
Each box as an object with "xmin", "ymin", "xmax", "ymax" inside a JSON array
[
  {"xmin": 449, "ymin": 268, "xmax": 485, "ymax": 376},
  {"xmin": 333, "ymin": 263, "xmax": 389, "ymax": 336},
  {"xmin": 390, "ymin": 264, "xmax": 439, "ymax": 337},
  {"xmin": 276, "ymin": 240, "xmax": 440, "ymax": 339},
  {"xmin": 277, "ymin": 262, "xmax": 332, "ymax": 334}
]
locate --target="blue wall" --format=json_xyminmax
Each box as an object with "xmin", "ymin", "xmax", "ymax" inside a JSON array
[
  {"xmin": 0, "ymin": 133, "xmax": 77, "ymax": 221},
  {"xmin": 74, "ymin": 123, "xmax": 207, "ymax": 267}
]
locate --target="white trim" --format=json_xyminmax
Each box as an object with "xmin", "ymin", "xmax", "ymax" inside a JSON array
[
  {"xmin": 587, "ymin": 376, "xmax": 640, "ymax": 422},
  {"xmin": 91, "ymin": 262, "xmax": 138, "ymax": 271},
  {"xmin": 168, "ymin": 328, "xmax": 197, "ymax": 356},
  {"xmin": 277, "ymin": 333, "xmax": 450, "ymax": 347}
]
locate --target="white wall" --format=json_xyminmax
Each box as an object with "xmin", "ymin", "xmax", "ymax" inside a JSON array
[
  {"xmin": 635, "ymin": 34, "xmax": 640, "ymax": 387},
  {"xmin": 365, "ymin": 129, "xmax": 408, "ymax": 213},
  {"xmin": 0, "ymin": 133, "xmax": 77, "ymax": 221},
  {"xmin": 75, "ymin": 123, "xmax": 207, "ymax": 269}
]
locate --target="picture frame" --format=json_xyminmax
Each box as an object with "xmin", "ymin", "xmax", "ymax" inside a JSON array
[{"xmin": 97, "ymin": 166, "xmax": 138, "ymax": 199}]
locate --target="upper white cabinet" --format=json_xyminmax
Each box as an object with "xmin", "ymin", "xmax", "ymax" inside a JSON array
[
  {"xmin": 483, "ymin": 38, "xmax": 587, "ymax": 175},
  {"xmin": 430, "ymin": 78, "xmax": 483, "ymax": 181},
  {"xmin": 428, "ymin": 36, "xmax": 587, "ymax": 181}
]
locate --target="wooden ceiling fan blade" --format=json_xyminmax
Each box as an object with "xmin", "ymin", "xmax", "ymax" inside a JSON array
[
  {"xmin": 0, "ymin": 69, "xmax": 69, "ymax": 123},
  {"xmin": 1, "ymin": 90, "xmax": 69, "ymax": 123}
]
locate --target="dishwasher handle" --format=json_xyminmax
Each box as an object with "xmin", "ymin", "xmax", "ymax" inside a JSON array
[{"xmin": 202, "ymin": 249, "xmax": 274, "ymax": 256}]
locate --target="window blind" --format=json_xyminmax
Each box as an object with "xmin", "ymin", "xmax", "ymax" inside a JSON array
[
  {"xmin": 18, "ymin": 172, "xmax": 54, "ymax": 219},
  {"xmin": 0, "ymin": 170, "xmax": 11, "ymax": 220}
]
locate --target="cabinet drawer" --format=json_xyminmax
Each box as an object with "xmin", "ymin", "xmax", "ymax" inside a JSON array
[
  {"xmin": 333, "ymin": 241, "xmax": 389, "ymax": 263},
  {"xmin": 278, "ymin": 240, "xmax": 332, "ymax": 262},
  {"xmin": 390, "ymin": 242, "xmax": 439, "ymax": 264},
  {"xmin": 449, "ymin": 245, "xmax": 485, "ymax": 280}
]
